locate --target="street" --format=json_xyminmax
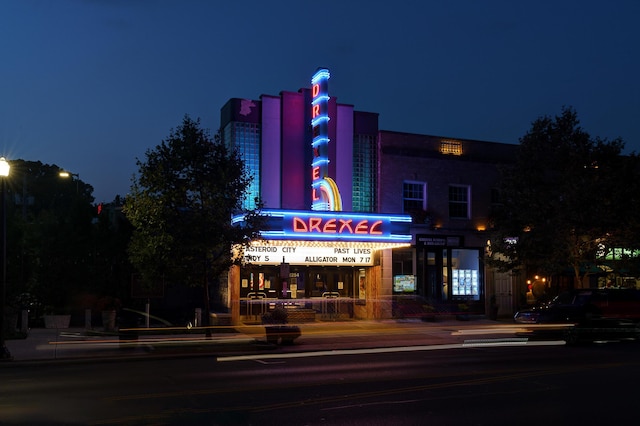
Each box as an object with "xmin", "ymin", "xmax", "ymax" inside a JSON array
[{"xmin": 2, "ymin": 337, "xmax": 639, "ymax": 425}]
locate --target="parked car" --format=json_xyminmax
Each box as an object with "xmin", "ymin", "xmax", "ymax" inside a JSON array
[{"xmin": 514, "ymin": 288, "xmax": 640, "ymax": 325}]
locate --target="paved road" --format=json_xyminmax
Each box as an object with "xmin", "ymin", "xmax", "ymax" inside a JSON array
[
  {"xmin": 2, "ymin": 337, "xmax": 638, "ymax": 425},
  {"xmin": 3, "ymin": 318, "xmax": 532, "ymax": 362}
]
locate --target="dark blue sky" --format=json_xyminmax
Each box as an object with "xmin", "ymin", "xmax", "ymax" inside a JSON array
[{"xmin": 2, "ymin": 0, "xmax": 638, "ymax": 203}]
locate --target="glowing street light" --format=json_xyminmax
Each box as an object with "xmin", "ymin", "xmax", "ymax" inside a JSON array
[
  {"xmin": 0, "ymin": 158, "xmax": 9, "ymax": 176},
  {"xmin": 0, "ymin": 157, "xmax": 11, "ymax": 360},
  {"xmin": 59, "ymin": 170, "xmax": 79, "ymax": 194},
  {"xmin": 58, "ymin": 171, "xmax": 78, "ymax": 179}
]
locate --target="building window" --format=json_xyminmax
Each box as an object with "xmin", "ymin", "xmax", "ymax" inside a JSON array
[
  {"xmin": 353, "ymin": 134, "xmax": 377, "ymax": 212},
  {"xmin": 451, "ymin": 249, "xmax": 480, "ymax": 299},
  {"xmin": 440, "ymin": 140, "xmax": 463, "ymax": 155},
  {"xmin": 403, "ymin": 181, "xmax": 426, "ymax": 213},
  {"xmin": 223, "ymin": 121, "xmax": 261, "ymax": 210},
  {"xmin": 392, "ymin": 248, "xmax": 414, "ymax": 276},
  {"xmin": 449, "ymin": 185, "xmax": 470, "ymax": 219}
]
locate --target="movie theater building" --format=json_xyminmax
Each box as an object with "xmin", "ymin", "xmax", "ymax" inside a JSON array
[{"xmin": 222, "ymin": 68, "xmax": 518, "ymax": 323}]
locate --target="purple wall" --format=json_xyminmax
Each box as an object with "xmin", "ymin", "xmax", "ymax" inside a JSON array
[
  {"xmin": 280, "ymin": 90, "xmax": 310, "ymax": 210},
  {"xmin": 261, "ymin": 95, "xmax": 281, "ymax": 208},
  {"xmin": 335, "ymin": 103, "xmax": 354, "ymax": 211}
]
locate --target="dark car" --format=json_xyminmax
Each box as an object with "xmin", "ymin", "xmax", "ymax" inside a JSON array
[{"xmin": 514, "ymin": 288, "xmax": 640, "ymax": 325}]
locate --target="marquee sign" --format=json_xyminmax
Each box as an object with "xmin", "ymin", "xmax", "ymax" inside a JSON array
[
  {"xmin": 232, "ymin": 209, "xmax": 412, "ymax": 243},
  {"xmin": 243, "ymin": 244, "xmax": 374, "ymax": 266}
]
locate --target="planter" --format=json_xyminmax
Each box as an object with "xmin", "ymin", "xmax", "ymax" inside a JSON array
[
  {"xmin": 264, "ymin": 325, "xmax": 301, "ymax": 345},
  {"xmin": 102, "ymin": 310, "xmax": 117, "ymax": 331},
  {"xmin": 44, "ymin": 314, "xmax": 71, "ymax": 329}
]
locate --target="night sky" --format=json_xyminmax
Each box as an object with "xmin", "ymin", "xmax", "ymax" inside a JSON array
[{"xmin": 2, "ymin": 0, "xmax": 638, "ymax": 203}]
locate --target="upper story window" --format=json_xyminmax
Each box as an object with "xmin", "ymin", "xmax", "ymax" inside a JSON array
[
  {"xmin": 449, "ymin": 185, "xmax": 470, "ymax": 219},
  {"xmin": 440, "ymin": 140, "xmax": 463, "ymax": 156},
  {"xmin": 403, "ymin": 181, "xmax": 426, "ymax": 213}
]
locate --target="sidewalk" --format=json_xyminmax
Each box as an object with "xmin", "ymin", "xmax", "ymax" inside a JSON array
[{"xmin": 2, "ymin": 318, "xmax": 520, "ymax": 363}]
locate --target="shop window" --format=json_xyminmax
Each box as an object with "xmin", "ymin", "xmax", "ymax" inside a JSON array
[
  {"xmin": 450, "ymin": 249, "xmax": 479, "ymax": 299},
  {"xmin": 240, "ymin": 267, "xmax": 279, "ymax": 298},
  {"xmin": 393, "ymin": 248, "xmax": 414, "ymax": 277}
]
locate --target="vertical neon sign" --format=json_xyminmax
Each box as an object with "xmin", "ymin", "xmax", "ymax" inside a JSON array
[{"xmin": 311, "ymin": 68, "xmax": 342, "ymax": 211}]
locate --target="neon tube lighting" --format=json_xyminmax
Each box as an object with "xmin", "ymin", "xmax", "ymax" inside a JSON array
[
  {"xmin": 234, "ymin": 210, "xmax": 412, "ymax": 222},
  {"xmin": 311, "ymin": 95, "xmax": 330, "ymax": 104},
  {"xmin": 311, "ymin": 70, "xmax": 330, "ymax": 83},
  {"xmin": 311, "ymin": 116, "xmax": 330, "ymax": 127},
  {"xmin": 311, "ymin": 159, "xmax": 330, "ymax": 167}
]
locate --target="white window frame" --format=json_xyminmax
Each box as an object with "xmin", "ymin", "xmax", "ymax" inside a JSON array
[
  {"xmin": 448, "ymin": 184, "xmax": 470, "ymax": 219},
  {"xmin": 402, "ymin": 181, "xmax": 427, "ymax": 213}
]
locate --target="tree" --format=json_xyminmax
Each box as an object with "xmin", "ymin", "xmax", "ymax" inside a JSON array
[
  {"xmin": 5, "ymin": 160, "xmax": 96, "ymax": 315},
  {"xmin": 488, "ymin": 107, "xmax": 636, "ymax": 289},
  {"xmin": 90, "ymin": 196, "xmax": 134, "ymax": 309},
  {"xmin": 123, "ymin": 115, "xmax": 263, "ymax": 327}
]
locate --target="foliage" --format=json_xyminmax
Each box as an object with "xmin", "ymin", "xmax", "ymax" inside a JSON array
[
  {"xmin": 123, "ymin": 115, "xmax": 263, "ymax": 315},
  {"xmin": 89, "ymin": 196, "xmax": 134, "ymax": 308},
  {"xmin": 488, "ymin": 107, "xmax": 639, "ymax": 287},
  {"xmin": 4, "ymin": 160, "xmax": 97, "ymax": 313},
  {"xmin": 2, "ymin": 160, "xmax": 131, "ymax": 318}
]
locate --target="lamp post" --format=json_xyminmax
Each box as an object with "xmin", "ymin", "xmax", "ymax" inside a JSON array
[
  {"xmin": 0, "ymin": 157, "xmax": 11, "ymax": 360},
  {"xmin": 59, "ymin": 171, "xmax": 79, "ymax": 194}
]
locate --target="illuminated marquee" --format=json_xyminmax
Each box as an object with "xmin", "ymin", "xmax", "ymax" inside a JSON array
[
  {"xmin": 292, "ymin": 216, "xmax": 383, "ymax": 235},
  {"xmin": 232, "ymin": 209, "xmax": 412, "ymax": 243},
  {"xmin": 311, "ymin": 68, "xmax": 342, "ymax": 211},
  {"xmin": 243, "ymin": 244, "xmax": 375, "ymax": 266}
]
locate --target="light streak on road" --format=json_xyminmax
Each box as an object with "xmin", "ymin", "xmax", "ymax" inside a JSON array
[{"xmin": 217, "ymin": 339, "xmax": 565, "ymax": 363}]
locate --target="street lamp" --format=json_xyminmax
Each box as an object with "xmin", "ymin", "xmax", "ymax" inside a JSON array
[
  {"xmin": 0, "ymin": 157, "xmax": 11, "ymax": 360},
  {"xmin": 59, "ymin": 170, "xmax": 79, "ymax": 194}
]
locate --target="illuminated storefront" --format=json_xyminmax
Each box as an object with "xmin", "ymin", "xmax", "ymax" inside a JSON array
[
  {"xmin": 230, "ymin": 210, "xmax": 411, "ymax": 322},
  {"xmin": 223, "ymin": 68, "xmax": 413, "ymax": 323},
  {"xmin": 413, "ymin": 235, "xmax": 482, "ymax": 302},
  {"xmin": 378, "ymin": 131, "xmax": 520, "ymax": 316}
]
